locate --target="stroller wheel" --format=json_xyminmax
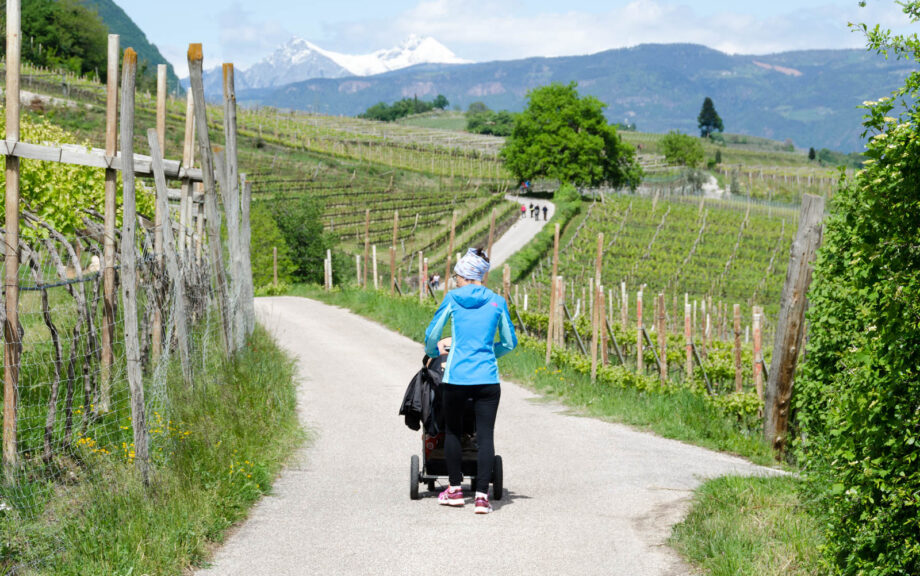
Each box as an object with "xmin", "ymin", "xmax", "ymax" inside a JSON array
[
  {"xmin": 410, "ymin": 455, "xmax": 420, "ymax": 500},
  {"xmin": 492, "ymin": 455, "xmax": 503, "ymax": 500}
]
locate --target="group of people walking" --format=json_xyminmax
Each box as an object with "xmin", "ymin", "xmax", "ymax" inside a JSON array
[{"xmin": 520, "ymin": 202, "xmax": 548, "ymax": 220}]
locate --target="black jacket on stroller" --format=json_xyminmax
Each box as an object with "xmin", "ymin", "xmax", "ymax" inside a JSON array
[{"xmin": 399, "ymin": 354, "xmax": 446, "ymax": 436}]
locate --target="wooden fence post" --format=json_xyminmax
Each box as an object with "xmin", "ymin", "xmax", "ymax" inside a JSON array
[
  {"xmin": 363, "ymin": 209, "xmax": 370, "ymax": 287},
  {"xmin": 3, "ymin": 0, "xmax": 21, "ymax": 476},
  {"xmin": 591, "ymin": 233, "xmax": 604, "ymax": 382},
  {"xmin": 188, "ymin": 43, "xmax": 233, "ymax": 356},
  {"xmin": 423, "ymin": 257, "xmax": 429, "ymax": 298},
  {"xmin": 502, "ymin": 264, "xmax": 511, "ymax": 302},
  {"xmin": 599, "ymin": 287, "xmax": 608, "ymax": 365},
  {"xmin": 372, "ymin": 245, "xmax": 378, "ymax": 290},
  {"xmin": 390, "ymin": 210, "xmax": 398, "ymax": 294},
  {"xmin": 684, "ymin": 303, "xmax": 692, "ymax": 377},
  {"xmin": 418, "ymin": 251, "xmax": 424, "ymax": 303},
  {"xmin": 620, "ymin": 281, "xmax": 628, "ymax": 330},
  {"xmin": 555, "ymin": 276, "xmax": 565, "ymax": 347},
  {"xmin": 658, "ymin": 293, "xmax": 667, "ymax": 384},
  {"xmin": 239, "ymin": 178, "xmax": 254, "ymax": 334},
  {"xmin": 734, "ymin": 304, "xmax": 742, "ymax": 392},
  {"xmin": 222, "ymin": 63, "xmax": 245, "ymax": 349},
  {"xmin": 444, "ymin": 210, "xmax": 457, "ymax": 295},
  {"xmin": 484, "ymin": 207, "xmax": 496, "ymax": 283},
  {"xmin": 356, "ymin": 254, "xmax": 361, "ymax": 286},
  {"xmin": 764, "ymin": 194, "xmax": 825, "ymax": 456},
  {"xmin": 636, "ymin": 290, "xmax": 644, "ymax": 372},
  {"xmin": 753, "ymin": 305, "xmax": 764, "ymax": 400},
  {"xmin": 147, "ymin": 128, "xmax": 192, "ymax": 385},
  {"xmin": 119, "ymin": 48, "xmax": 149, "ymax": 483},
  {"xmin": 179, "ymin": 90, "xmax": 195, "ymax": 259},
  {"xmin": 545, "ymin": 224, "xmax": 560, "ymax": 365},
  {"xmin": 99, "ymin": 32, "xmax": 118, "ymax": 414}
]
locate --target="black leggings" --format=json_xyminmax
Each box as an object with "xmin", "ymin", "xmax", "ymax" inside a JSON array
[{"xmin": 442, "ymin": 383, "xmax": 501, "ymax": 494}]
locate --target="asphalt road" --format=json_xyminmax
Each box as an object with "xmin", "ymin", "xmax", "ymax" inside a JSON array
[{"xmin": 195, "ymin": 295, "xmax": 775, "ymax": 576}]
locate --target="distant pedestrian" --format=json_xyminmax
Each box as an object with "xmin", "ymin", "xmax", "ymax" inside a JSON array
[
  {"xmin": 520, "ymin": 204, "xmax": 526, "ymax": 219},
  {"xmin": 542, "ymin": 205, "xmax": 548, "ymax": 221}
]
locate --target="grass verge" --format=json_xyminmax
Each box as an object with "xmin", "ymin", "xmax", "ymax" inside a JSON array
[
  {"xmin": 670, "ymin": 475, "xmax": 826, "ymax": 576},
  {"xmin": 4, "ymin": 325, "xmax": 303, "ymax": 575}
]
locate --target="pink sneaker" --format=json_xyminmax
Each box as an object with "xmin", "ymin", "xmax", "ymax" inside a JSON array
[
  {"xmin": 474, "ymin": 495, "xmax": 492, "ymax": 514},
  {"xmin": 438, "ymin": 486, "xmax": 464, "ymax": 507}
]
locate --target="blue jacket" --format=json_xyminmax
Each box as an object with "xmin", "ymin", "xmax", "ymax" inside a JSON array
[{"xmin": 424, "ymin": 284, "xmax": 517, "ymax": 385}]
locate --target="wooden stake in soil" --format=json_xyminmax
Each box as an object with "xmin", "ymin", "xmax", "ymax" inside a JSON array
[
  {"xmin": 733, "ymin": 304, "xmax": 743, "ymax": 392},
  {"xmin": 591, "ymin": 233, "xmax": 604, "ymax": 381},
  {"xmin": 753, "ymin": 306, "xmax": 764, "ymax": 400},
  {"xmin": 100, "ymin": 33, "xmax": 119, "ymax": 414},
  {"xmin": 636, "ymin": 290, "xmax": 644, "ymax": 373},
  {"xmin": 188, "ymin": 43, "xmax": 233, "ymax": 355},
  {"xmin": 372, "ymin": 245, "xmax": 378, "ymax": 290},
  {"xmin": 484, "ymin": 207, "xmax": 496, "ymax": 283},
  {"xmin": 684, "ymin": 303, "xmax": 692, "ymax": 377},
  {"xmin": 502, "ymin": 264, "xmax": 511, "ymax": 302},
  {"xmin": 390, "ymin": 211, "xmax": 398, "ymax": 294},
  {"xmin": 620, "ymin": 282, "xmax": 628, "ymax": 330},
  {"xmin": 764, "ymin": 194, "xmax": 825, "ymax": 456},
  {"xmin": 363, "ymin": 209, "xmax": 370, "ymax": 287},
  {"xmin": 657, "ymin": 293, "xmax": 667, "ymax": 384},
  {"xmin": 180, "ymin": 90, "xmax": 195, "ymax": 258},
  {"xmin": 273, "ymin": 246, "xmax": 278, "ymax": 286},
  {"xmin": 444, "ymin": 210, "xmax": 457, "ymax": 295},
  {"xmin": 3, "ymin": 0, "xmax": 21, "ymax": 475},
  {"xmin": 119, "ymin": 49, "xmax": 149, "ymax": 483},
  {"xmin": 545, "ymin": 224, "xmax": 560, "ymax": 365},
  {"xmin": 418, "ymin": 251, "xmax": 424, "ymax": 303}
]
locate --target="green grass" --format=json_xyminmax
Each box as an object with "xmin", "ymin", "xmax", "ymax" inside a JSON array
[
  {"xmin": 2, "ymin": 325, "xmax": 303, "ymax": 575},
  {"xmin": 287, "ymin": 284, "xmax": 777, "ymax": 466},
  {"xmin": 671, "ymin": 475, "xmax": 826, "ymax": 576}
]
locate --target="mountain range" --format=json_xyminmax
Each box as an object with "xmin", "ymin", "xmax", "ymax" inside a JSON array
[
  {"xmin": 184, "ymin": 35, "xmax": 468, "ymax": 96},
  {"xmin": 235, "ymin": 43, "xmax": 910, "ymax": 152}
]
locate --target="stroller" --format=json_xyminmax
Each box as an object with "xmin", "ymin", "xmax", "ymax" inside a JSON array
[{"xmin": 408, "ymin": 352, "xmax": 504, "ymax": 501}]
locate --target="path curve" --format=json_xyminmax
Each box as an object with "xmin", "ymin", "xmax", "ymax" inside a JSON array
[
  {"xmin": 196, "ymin": 296, "xmax": 775, "ymax": 576},
  {"xmin": 487, "ymin": 195, "xmax": 555, "ymax": 268}
]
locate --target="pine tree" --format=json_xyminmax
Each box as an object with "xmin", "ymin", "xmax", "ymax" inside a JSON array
[
  {"xmin": 808, "ymin": 147, "xmax": 817, "ymax": 161},
  {"xmin": 697, "ymin": 97, "xmax": 724, "ymax": 138}
]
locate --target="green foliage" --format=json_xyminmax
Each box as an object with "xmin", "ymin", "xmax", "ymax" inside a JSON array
[
  {"xmin": 467, "ymin": 101, "xmax": 490, "ymax": 114},
  {"xmin": 816, "ymin": 147, "xmax": 864, "ymax": 169},
  {"xmin": 1, "ymin": 0, "xmax": 107, "ymax": 78},
  {"xmin": 503, "ymin": 183, "xmax": 582, "ymax": 283},
  {"xmin": 808, "ymin": 146, "xmax": 817, "ymax": 161},
  {"xmin": 250, "ymin": 203, "xmax": 295, "ymax": 288},
  {"xmin": 500, "ymin": 82, "xmax": 642, "ymax": 187},
  {"xmin": 795, "ymin": 4, "xmax": 920, "ymax": 574},
  {"xmin": 0, "ymin": 109, "xmax": 154, "ymax": 237},
  {"xmin": 466, "ymin": 109, "xmax": 515, "ymax": 136},
  {"xmin": 269, "ymin": 195, "xmax": 331, "ymax": 283},
  {"xmin": 432, "ymin": 94, "xmax": 449, "ymax": 110},
  {"xmin": 360, "ymin": 96, "xmax": 442, "ymax": 122},
  {"xmin": 698, "ymin": 96, "xmax": 724, "ymax": 138},
  {"xmin": 714, "ymin": 148, "xmax": 722, "ymax": 164},
  {"xmin": 660, "ymin": 130, "xmax": 706, "ymax": 168}
]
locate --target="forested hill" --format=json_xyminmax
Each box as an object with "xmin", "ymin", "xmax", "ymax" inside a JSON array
[
  {"xmin": 80, "ymin": 0, "xmax": 179, "ymax": 92},
  {"xmin": 244, "ymin": 43, "xmax": 911, "ymax": 153}
]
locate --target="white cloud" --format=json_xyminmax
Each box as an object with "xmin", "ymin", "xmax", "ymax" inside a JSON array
[{"xmin": 217, "ymin": 2, "xmax": 291, "ymax": 68}]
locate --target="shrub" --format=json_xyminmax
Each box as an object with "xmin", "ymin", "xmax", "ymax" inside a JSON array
[
  {"xmin": 268, "ymin": 195, "xmax": 330, "ymax": 283},
  {"xmin": 250, "ymin": 203, "xmax": 294, "ymax": 288}
]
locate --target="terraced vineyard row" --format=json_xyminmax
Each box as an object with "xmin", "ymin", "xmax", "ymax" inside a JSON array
[{"xmin": 522, "ymin": 193, "xmax": 797, "ymax": 323}]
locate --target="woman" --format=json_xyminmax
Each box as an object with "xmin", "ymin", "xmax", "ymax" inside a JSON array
[{"xmin": 424, "ymin": 247, "xmax": 517, "ymax": 514}]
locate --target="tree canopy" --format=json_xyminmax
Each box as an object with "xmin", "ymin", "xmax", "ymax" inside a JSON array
[
  {"xmin": 697, "ymin": 97, "xmax": 724, "ymax": 138},
  {"xmin": 359, "ymin": 95, "xmax": 449, "ymax": 122},
  {"xmin": 500, "ymin": 82, "xmax": 641, "ymax": 188},
  {"xmin": 659, "ymin": 130, "xmax": 705, "ymax": 168}
]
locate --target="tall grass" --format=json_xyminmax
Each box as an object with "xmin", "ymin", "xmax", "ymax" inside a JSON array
[{"xmin": 3, "ymin": 325, "xmax": 303, "ymax": 575}]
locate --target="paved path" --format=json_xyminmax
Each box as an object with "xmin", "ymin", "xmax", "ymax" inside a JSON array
[
  {"xmin": 488, "ymin": 195, "xmax": 555, "ymax": 268},
  {"xmin": 197, "ymin": 296, "xmax": 776, "ymax": 576}
]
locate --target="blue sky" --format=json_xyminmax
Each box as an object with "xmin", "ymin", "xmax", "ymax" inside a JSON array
[{"xmin": 116, "ymin": 0, "xmax": 916, "ymax": 77}]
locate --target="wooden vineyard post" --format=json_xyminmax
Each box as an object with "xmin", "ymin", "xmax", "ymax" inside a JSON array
[
  {"xmin": 363, "ymin": 209, "xmax": 370, "ymax": 288},
  {"xmin": 390, "ymin": 211, "xmax": 398, "ymax": 295},
  {"xmin": 240, "ymin": 179, "xmax": 254, "ymax": 334},
  {"xmin": 444, "ymin": 210, "xmax": 457, "ymax": 295},
  {"xmin": 502, "ymin": 264, "xmax": 511, "ymax": 302},
  {"xmin": 599, "ymin": 288, "xmax": 608, "ymax": 365},
  {"xmin": 189, "ymin": 43, "xmax": 233, "ymax": 356},
  {"xmin": 195, "ymin": 183, "xmax": 204, "ymax": 265},
  {"xmin": 555, "ymin": 276, "xmax": 565, "ymax": 348},
  {"xmin": 147, "ymin": 129, "xmax": 192, "ymax": 386},
  {"xmin": 355, "ymin": 255, "xmax": 361, "ymax": 286},
  {"xmin": 100, "ymin": 33, "xmax": 119, "ymax": 413},
  {"xmin": 620, "ymin": 282, "xmax": 628, "ymax": 330},
  {"xmin": 372, "ymin": 245, "xmax": 378, "ymax": 290},
  {"xmin": 180, "ymin": 90, "xmax": 195, "ymax": 258},
  {"xmin": 764, "ymin": 194, "xmax": 825, "ymax": 456},
  {"xmin": 733, "ymin": 304, "xmax": 742, "ymax": 392},
  {"xmin": 484, "ymin": 207, "xmax": 495, "ymax": 283},
  {"xmin": 658, "ymin": 293, "xmax": 667, "ymax": 384},
  {"xmin": 223, "ymin": 63, "xmax": 245, "ymax": 349},
  {"xmin": 423, "ymin": 258, "xmax": 429, "ymax": 298},
  {"xmin": 684, "ymin": 303, "xmax": 692, "ymax": 377},
  {"xmin": 545, "ymin": 224, "xmax": 560, "ymax": 365},
  {"xmin": 273, "ymin": 247, "xmax": 278, "ymax": 286},
  {"xmin": 3, "ymin": 0, "xmax": 21, "ymax": 476},
  {"xmin": 150, "ymin": 64, "xmax": 167, "ymax": 363},
  {"xmin": 418, "ymin": 252, "xmax": 424, "ymax": 303},
  {"xmin": 119, "ymin": 49, "xmax": 149, "ymax": 483},
  {"xmin": 636, "ymin": 290, "xmax": 644, "ymax": 373},
  {"xmin": 591, "ymin": 233, "xmax": 604, "ymax": 382},
  {"xmin": 753, "ymin": 306, "xmax": 764, "ymax": 400}
]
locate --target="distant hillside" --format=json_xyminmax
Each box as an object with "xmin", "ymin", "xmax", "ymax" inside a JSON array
[
  {"xmin": 80, "ymin": 0, "xmax": 179, "ymax": 92},
  {"xmin": 241, "ymin": 44, "xmax": 912, "ymax": 153}
]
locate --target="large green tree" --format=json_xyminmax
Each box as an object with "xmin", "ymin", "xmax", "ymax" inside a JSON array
[
  {"xmin": 500, "ymin": 82, "xmax": 641, "ymax": 188},
  {"xmin": 697, "ymin": 96, "xmax": 724, "ymax": 138},
  {"xmin": 659, "ymin": 130, "xmax": 705, "ymax": 168},
  {"xmin": 795, "ymin": 3, "xmax": 920, "ymax": 574}
]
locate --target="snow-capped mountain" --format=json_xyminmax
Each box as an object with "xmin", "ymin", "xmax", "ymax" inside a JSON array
[{"xmin": 183, "ymin": 35, "xmax": 469, "ymax": 95}]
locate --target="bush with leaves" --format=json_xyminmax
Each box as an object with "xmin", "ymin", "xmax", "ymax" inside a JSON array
[
  {"xmin": 660, "ymin": 131, "xmax": 705, "ymax": 168},
  {"xmin": 794, "ymin": 4, "xmax": 920, "ymax": 574},
  {"xmin": 249, "ymin": 203, "xmax": 295, "ymax": 289},
  {"xmin": 268, "ymin": 195, "xmax": 331, "ymax": 284}
]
